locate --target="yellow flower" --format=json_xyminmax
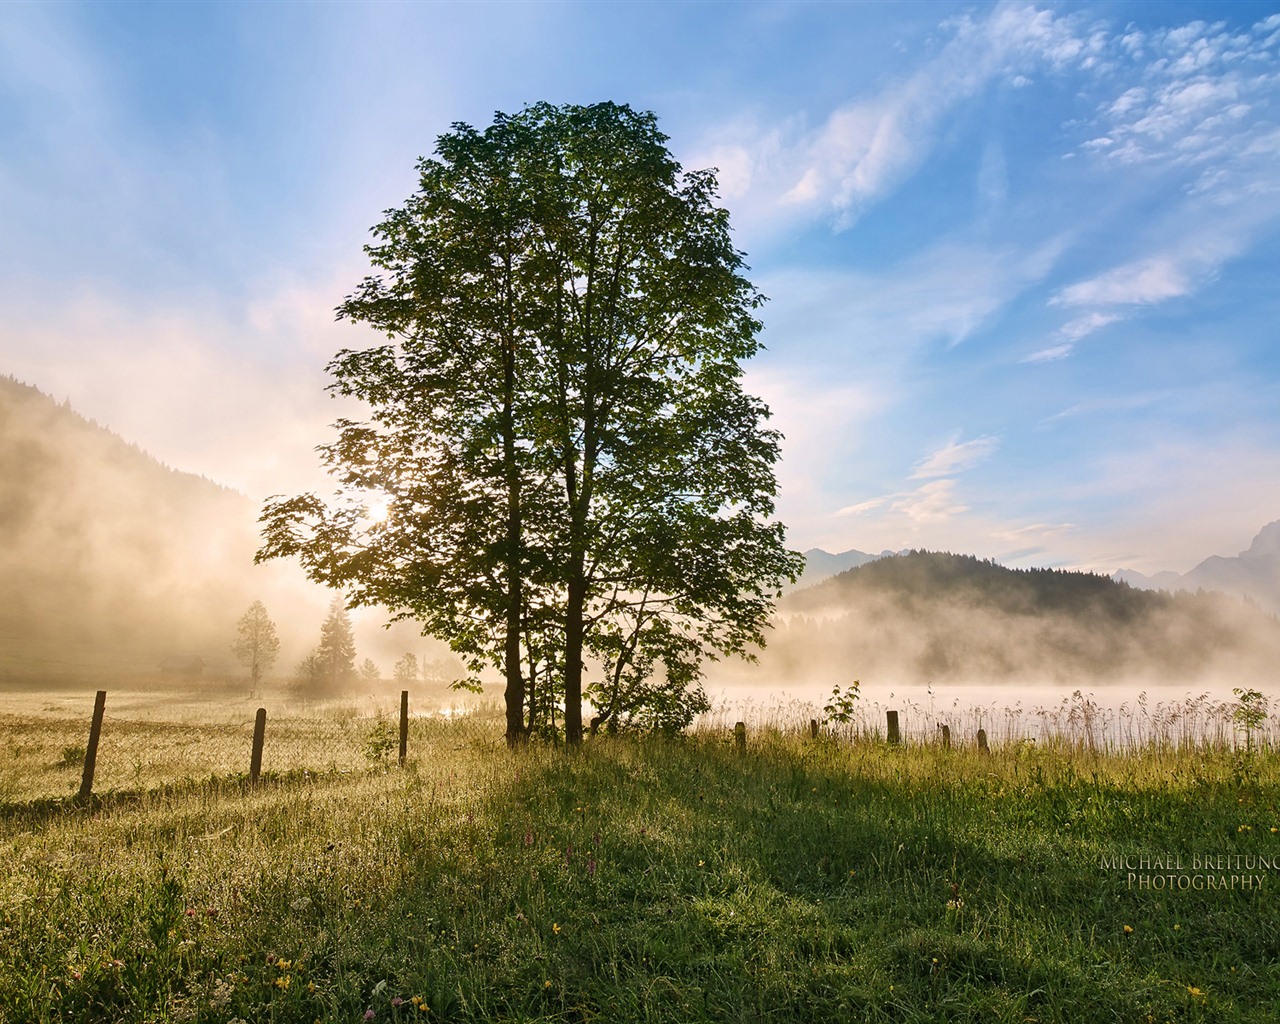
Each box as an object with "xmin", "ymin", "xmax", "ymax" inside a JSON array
[
  {"xmin": 698, "ymin": 860, "xmax": 705, "ymax": 867},
  {"xmin": 552, "ymin": 922, "xmax": 561, "ymax": 934},
  {"xmin": 1123, "ymin": 925, "xmax": 1133, "ymax": 935},
  {"xmin": 1187, "ymin": 986, "xmax": 1204, "ymax": 997},
  {"xmin": 274, "ymin": 975, "xmax": 291, "ymax": 990},
  {"xmin": 544, "ymin": 980, "xmax": 553, "ymax": 989}
]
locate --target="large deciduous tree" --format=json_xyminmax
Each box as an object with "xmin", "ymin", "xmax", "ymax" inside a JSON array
[{"xmin": 259, "ymin": 101, "xmax": 800, "ymax": 745}]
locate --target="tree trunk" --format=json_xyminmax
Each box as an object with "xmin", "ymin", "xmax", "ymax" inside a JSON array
[{"xmin": 563, "ymin": 573, "xmax": 586, "ymax": 746}]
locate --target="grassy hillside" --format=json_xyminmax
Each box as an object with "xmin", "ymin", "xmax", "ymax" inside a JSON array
[{"xmin": 2, "ymin": 699, "xmax": 1278, "ymax": 1022}]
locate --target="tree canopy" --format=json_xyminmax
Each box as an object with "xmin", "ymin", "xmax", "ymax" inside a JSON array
[{"xmin": 259, "ymin": 101, "xmax": 800, "ymax": 744}]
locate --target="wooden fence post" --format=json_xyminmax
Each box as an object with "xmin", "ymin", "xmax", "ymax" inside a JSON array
[
  {"xmin": 977, "ymin": 728, "xmax": 989, "ymax": 754},
  {"xmin": 399, "ymin": 690, "xmax": 409, "ymax": 767},
  {"xmin": 734, "ymin": 721, "xmax": 746, "ymax": 753},
  {"xmin": 78, "ymin": 690, "xmax": 107, "ymax": 801},
  {"xmin": 250, "ymin": 708, "xmax": 267, "ymax": 784},
  {"xmin": 886, "ymin": 710, "xmax": 900, "ymax": 745},
  {"xmin": 810, "ymin": 718, "xmax": 819, "ymax": 739},
  {"xmin": 940, "ymin": 724, "xmax": 951, "ymax": 749}
]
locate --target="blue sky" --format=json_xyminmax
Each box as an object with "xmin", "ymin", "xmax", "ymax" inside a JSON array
[{"xmin": 3, "ymin": 1, "xmax": 1279, "ymax": 575}]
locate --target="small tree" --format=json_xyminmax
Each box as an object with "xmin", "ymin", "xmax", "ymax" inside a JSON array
[
  {"xmin": 312, "ymin": 596, "xmax": 357, "ymax": 695},
  {"xmin": 393, "ymin": 652, "xmax": 419, "ymax": 687},
  {"xmin": 293, "ymin": 649, "xmax": 322, "ymax": 692},
  {"xmin": 358, "ymin": 658, "xmax": 381, "ymax": 687},
  {"xmin": 231, "ymin": 600, "xmax": 279, "ymax": 697}
]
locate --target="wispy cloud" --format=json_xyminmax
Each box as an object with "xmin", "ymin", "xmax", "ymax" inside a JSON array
[
  {"xmin": 912, "ymin": 435, "xmax": 1000, "ymax": 479},
  {"xmin": 836, "ymin": 479, "xmax": 968, "ymax": 525}
]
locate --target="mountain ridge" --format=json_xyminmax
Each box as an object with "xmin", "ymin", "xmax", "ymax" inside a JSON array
[{"xmin": 1112, "ymin": 520, "xmax": 1280, "ymax": 613}]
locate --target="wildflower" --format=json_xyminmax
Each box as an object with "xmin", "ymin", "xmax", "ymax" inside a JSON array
[
  {"xmin": 544, "ymin": 980, "xmax": 552, "ymax": 989},
  {"xmin": 553, "ymin": 923, "xmax": 561, "ymax": 935},
  {"xmin": 274, "ymin": 976, "xmax": 291, "ymax": 990},
  {"xmin": 1187, "ymin": 986, "xmax": 1204, "ymax": 997},
  {"xmin": 364, "ymin": 1011, "xmax": 375, "ymax": 1021},
  {"xmin": 698, "ymin": 860, "xmax": 705, "ymax": 867},
  {"xmin": 185, "ymin": 908, "xmax": 197, "ymax": 918},
  {"xmin": 412, "ymin": 997, "xmax": 423, "ymax": 1007},
  {"xmin": 523, "ymin": 832, "xmax": 534, "ymax": 846},
  {"xmin": 1174, "ymin": 924, "xmax": 1181, "ymax": 931},
  {"xmin": 277, "ymin": 959, "xmax": 292, "ymax": 970},
  {"xmin": 587, "ymin": 858, "xmax": 597, "ymax": 876},
  {"xmin": 1238, "ymin": 825, "xmax": 1252, "ymax": 833},
  {"xmin": 392, "ymin": 997, "xmax": 403, "ymax": 1007},
  {"xmin": 1123, "ymin": 925, "xmax": 1133, "ymax": 935}
]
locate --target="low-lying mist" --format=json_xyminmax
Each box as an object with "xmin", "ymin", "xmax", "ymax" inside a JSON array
[{"xmin": 701, "ymin": 551, "xmax": 1280, "ymax": 730}]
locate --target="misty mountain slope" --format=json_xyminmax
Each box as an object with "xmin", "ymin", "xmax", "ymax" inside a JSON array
[
  {"xmin": 761, "ymin": 550, "xmax": 1280, "ymax": 688},
  {"xmin": 0, "ymin": 375, "xmax": 264, "ymax": 677},
  {"xmin": 1114, "ymin": 520, "xmax": 1280, "ymax": 613}
]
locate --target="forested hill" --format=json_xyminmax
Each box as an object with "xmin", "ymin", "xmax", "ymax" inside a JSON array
[
  {"xmin": 790, "ymin": 550, "xmax": 1153, "ymax": 619},
  {"xmin": 0, "ymin": 375, "xmax": 260, "ymax": 680},
  {"xmin": 761, "ymin": 550, "xmax": 1280, "ymax": 688}
]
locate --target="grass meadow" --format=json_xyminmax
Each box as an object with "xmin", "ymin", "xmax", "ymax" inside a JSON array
[{"xmin": 1, "ymin": 688, "xmax": 1278, "ymax": 1023}]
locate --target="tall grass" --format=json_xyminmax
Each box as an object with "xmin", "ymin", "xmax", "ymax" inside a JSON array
[{"xmin": 700, "ymin": 688, "xmax": 1279, "ymax": 752}]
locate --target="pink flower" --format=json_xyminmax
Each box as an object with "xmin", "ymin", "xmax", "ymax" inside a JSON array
[
  {"xmin": 364, "ymin": 1010, "xmax": 375, "ymax": 1021},
  {"xmin": 587, "ymin": 858, "xmax": 597, "ymax": 876},
  {"xmin": 391, "ymin": 997, "xmax": 404, "ymax": 1007}
]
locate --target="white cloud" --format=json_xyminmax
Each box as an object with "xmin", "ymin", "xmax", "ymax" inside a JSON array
[
  {"xmin": 912, "ymin": 436, "xmax": 999, "ymax": 479},
  {"xmin": 1021, "ymin": 342, "xmax": 1075, "ymax": 364},
  {"xmin": 1053, "ymin": 257, "xmax": 1193, "ymax": 307},
  {"xmin": 836, "ymin": 496, "xmax": 890, "ymax": 517},
  {"xmin": 893, "ymin": 479, "xmax": 968, "ymax": 523}
]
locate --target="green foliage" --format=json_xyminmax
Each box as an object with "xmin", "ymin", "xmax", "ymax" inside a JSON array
[
  {"xmin": 362, "ymin": 716, "xmax": 397, "ymax": 765},
  {"xmin": 1232, "ymin": 687, "xmax": 1269, "ymax": 752},
  {"xmin": 821, "ymin": 680, "xmax": 861, "ymax": 726},
  {"xmin": 258, "ymin": 101, "xmax": 801, "ymax": 746}
]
